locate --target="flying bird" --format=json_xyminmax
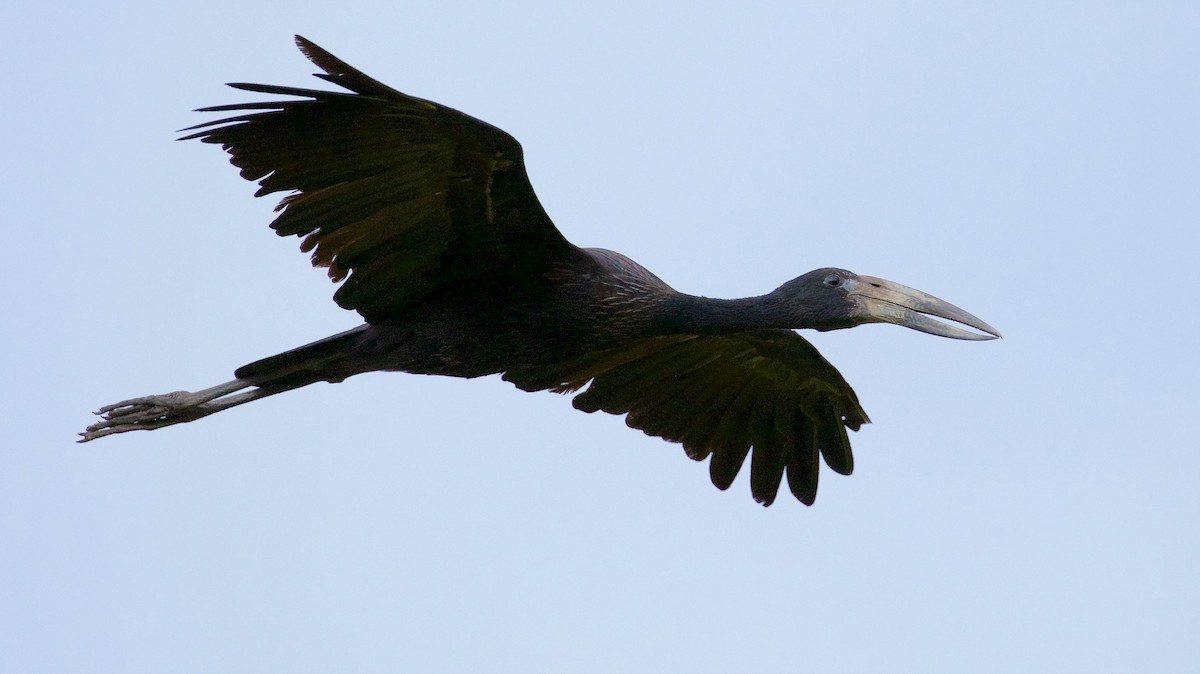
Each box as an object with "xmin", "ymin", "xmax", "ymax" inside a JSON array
[{"xmin": 81, "ymin": 36, "xmax": 1000, "ymax": 506}]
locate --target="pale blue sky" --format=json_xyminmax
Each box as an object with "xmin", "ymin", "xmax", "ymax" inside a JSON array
[{"xmin": 3, "ymin": 2, "xmax": 1197, "ymax": 672}]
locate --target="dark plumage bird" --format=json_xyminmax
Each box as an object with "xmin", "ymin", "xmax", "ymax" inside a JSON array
[{"xmin": 81, "ymin": 36, "xmax": 1000, "ymax": 506}]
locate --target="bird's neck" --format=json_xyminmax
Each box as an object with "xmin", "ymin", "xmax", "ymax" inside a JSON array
[{"xmin": 650, "ymin": 292, "xmax": 806, "ymax": 335}]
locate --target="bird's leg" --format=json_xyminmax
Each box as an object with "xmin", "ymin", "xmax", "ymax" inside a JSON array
[{"xmin": 79, "ymin": 379, "xmax": 269, "ymax": 442}]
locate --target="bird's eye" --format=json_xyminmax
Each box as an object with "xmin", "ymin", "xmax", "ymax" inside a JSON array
[{"xmin": 824, "ymin": 274, "xmax": 842, "ymax": 287}]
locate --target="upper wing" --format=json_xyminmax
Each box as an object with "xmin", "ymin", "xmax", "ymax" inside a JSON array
[
  {"xmin": 504, "ymin": 330, "xmax": 870, "ymax": 506},
  {"xmin": 180, "ymin": 35, "xmax": 582, "ymax": 324}
]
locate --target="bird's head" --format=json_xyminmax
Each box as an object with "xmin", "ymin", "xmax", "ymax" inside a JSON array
[{"xmin": 775, "ymin": 268, "xmax": 1001, "ymax": 340}]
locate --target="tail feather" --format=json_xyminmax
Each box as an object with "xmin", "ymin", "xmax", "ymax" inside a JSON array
[{"xmin": 234, "ymin": 325, "xmax": 371, "ymax": 385}]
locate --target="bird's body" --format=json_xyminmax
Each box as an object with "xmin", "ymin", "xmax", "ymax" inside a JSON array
[
  {"xmin": 236, "ymin": 247, "xmax": 672, "ymax": 382},
  {"xmin": 82, "ymin": 36, "xmax": 999, "ymax": 506},
  {"xmin": 377, "ymin": 247, "xmax": 675, "ymax": 378}
]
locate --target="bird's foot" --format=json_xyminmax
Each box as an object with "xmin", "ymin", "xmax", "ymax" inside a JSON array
[
  {"xmin": 80, "ymin": 391, "xmax": 210, "ymax": 442},
  {"xmin": 79, "ymin": 380, "xmax": 253, "ymax": 442}
]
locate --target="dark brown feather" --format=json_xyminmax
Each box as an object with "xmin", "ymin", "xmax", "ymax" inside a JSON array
[
  {"xmin": 504, "ymin": 330, "xmax": 869, "ymax": 505},
  {"xmin": 178, "ymin": 36, "xmax": 580, "ymax": 324}
]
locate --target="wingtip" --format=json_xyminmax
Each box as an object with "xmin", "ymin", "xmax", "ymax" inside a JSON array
[{"xmin": 293, "ymin": 35, "xmax": 324, "ymax": 64}]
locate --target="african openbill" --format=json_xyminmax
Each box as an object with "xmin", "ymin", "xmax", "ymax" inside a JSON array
[{"xmin": 81, "ymin": 36, "xmax": 1000, "ymax": 506}]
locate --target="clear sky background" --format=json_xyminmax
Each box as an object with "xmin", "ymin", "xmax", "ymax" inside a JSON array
[{"xmin": 3, "ymin": 2, "xmax": 1197, "ymax": 672}]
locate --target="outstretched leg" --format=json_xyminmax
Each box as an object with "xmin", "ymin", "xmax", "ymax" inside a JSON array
[
  {"xmin": 80, "ymin": 379, "xmax": 277, "ymax": 442},
  {"xmin": 80, "ymin": 325, "xmax": 376, "ymax": 442}
]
